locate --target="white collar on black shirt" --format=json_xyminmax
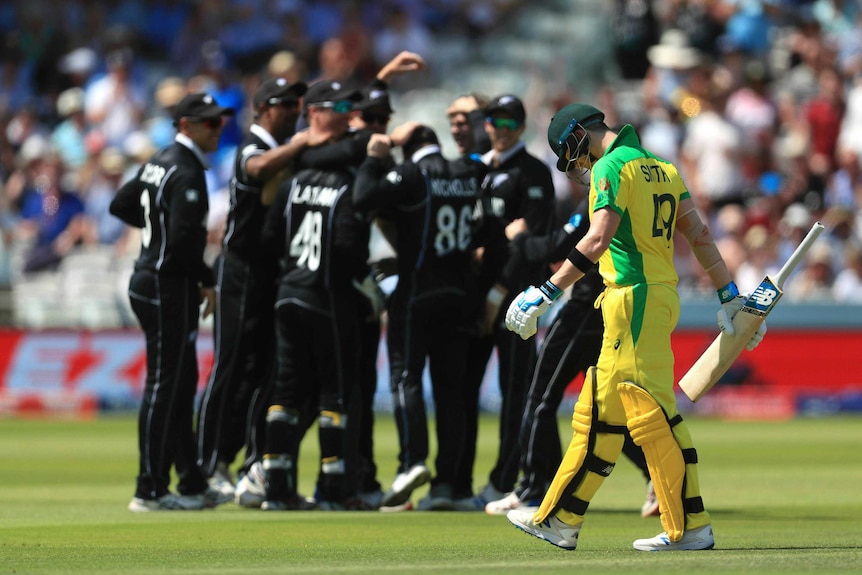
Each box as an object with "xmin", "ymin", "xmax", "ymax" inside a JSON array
[
  {"xmin": 411, "ymin": 144, "xmax": 441, "ymax": 163},
  {"xmin": 250, "ymin": 124, "xmax": 280, "ymax": 149},
  {"xmin": 175, "ymin": 133, "xmax": 211, "ymax": 169},
  {"xmin": 481, "ymin": 140, "xmax": 525, "ymax": 167}
]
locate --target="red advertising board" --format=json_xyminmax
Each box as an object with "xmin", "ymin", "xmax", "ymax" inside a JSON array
[{"xmin": 0, "ymin": 328, "xmax": 860, "ymax": 417}]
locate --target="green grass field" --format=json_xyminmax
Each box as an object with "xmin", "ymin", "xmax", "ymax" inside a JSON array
[{"xmin": 0, "ymin": 413, "xmax": 860, "ymax": 574}]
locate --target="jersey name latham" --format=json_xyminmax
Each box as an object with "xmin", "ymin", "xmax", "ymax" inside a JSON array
[{"xmin": 290, "ymin": 181, "xmax": 345, "ymax": 207}]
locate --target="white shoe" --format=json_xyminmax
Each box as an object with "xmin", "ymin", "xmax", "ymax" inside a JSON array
[
  {"xmin": 507, "ymin": 509, "xmax": 580, "ymax": 550},
  {"xmin": 450, "ymin": 495, "xmax": 483, "ymax": 511},
  {"xmin": 128, "ymin": 493, "xmax": 206, "ymax": 512},
  {"xmin": 417, "ymin": 485, "xmax": 454, "ymax": 511},
  {"xmin": 357, "ymin": 489, "xmax": 384, "ymax": 510},
  {"xmin": 633, "ymin": 524, "xmax": 715, "ymax": 551},
  {"xmin": 641, "ymin": 480, "xmax": 660, "ymax": 517},
  {"xmin": 485, "ymin": 492, "xmax": 539, "ymax": 516},
  {"xmin": 474, "ymin": 483, "xmax": 507, "ymax": 508},
  {"xmin": 261, "ymin": 495, "xmax": 317, "ymax": 511},
  {"xmin": 381, "ymin": 464, "xmax": 431, "ymax": 507},
  {"xmin": 378, "ymin": 501, "xmax": 414, "ymax": 512},
  {"xmin": 235, "ymin": 461, "xmax": 266, "ymax": 508}
]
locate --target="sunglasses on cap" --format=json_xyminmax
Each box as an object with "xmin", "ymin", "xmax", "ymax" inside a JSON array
[
  {"xmin": 313, "ymin": 100, "xmax": 354, "ymax": 113},
  {"xmin": 361, "ymin": 112, "xmax": 391, "ymax": 125},
  {"xmin": 189, "ymin": 117, "xmax": 224, "ymax": 129},
  {"xmin": 487, "ymin": 117, "xmax": 522, "ymax": 130}
]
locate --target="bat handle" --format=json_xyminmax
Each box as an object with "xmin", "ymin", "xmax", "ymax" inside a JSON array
[{"xmin": 774, "ymin": 221, "xmax": 826, "ymax": 288}]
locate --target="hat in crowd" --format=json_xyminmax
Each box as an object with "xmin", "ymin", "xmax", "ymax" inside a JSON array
[
  {"xmin": 486, "ymin": 94, "xmax": 525, "ymax": 123},
  {"xmin": 303, "ymin": 79, "xmax": 362, "ymax": 111},
  {"xmin": 58, "ymin": 47, "xmax": 97, "ymax": 76},
  {"xmin": 57, "ymin": 87, "xmax": 84, "ymax": 117},
  {"xmin": 780, "ymin": 203, "xmax": 812, "ymax": 230},
  {"xmin": 647, "ymin": 29, "xmax": 704, "ymax": 69},
  {"xmin": 547, "ymin": 103, "xmax": 605, "ymax": 171},
  {"xmin": 357, "ymin": 86, "xmax": 393, "ymax": 113},
  {"xmin": 173, "ymin": 92, "xmax": 235, "ymax": 124},
  {"xmin": 253, "ymin": 77, "xmax": 308, "ymax": 109}
]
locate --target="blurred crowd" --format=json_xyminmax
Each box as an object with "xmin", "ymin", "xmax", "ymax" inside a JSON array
[
  {"xmin": 1, "ymin": 0, "xmax": 861, "ymax": 306},
  {"xmin": 600, "ymin": 0, "xmax": 862, "ymax": 302}
]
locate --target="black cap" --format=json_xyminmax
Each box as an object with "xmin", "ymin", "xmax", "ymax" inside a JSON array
[
  {"xmin": 486, "ymin": 94, "xmax": 526, "ymax": 123},
  {"xmin": 303, "ymin": 79, "xmax": 362, "ymax": 110},
  {"xmin": 253, "ymin": 77, "xmax": 308, "ymax": 109},
  {"xmin": 357, "ymin": 86, "xmax": 393, "ymax": 113},
  {"xmin": 173, "ymin": 92, "xmax": 235, "ymax": 123}
]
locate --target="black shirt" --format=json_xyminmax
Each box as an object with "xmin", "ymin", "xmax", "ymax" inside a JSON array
[{"xmin": 110, "ymin": 135, "xmax": 214, "ymax": 286}]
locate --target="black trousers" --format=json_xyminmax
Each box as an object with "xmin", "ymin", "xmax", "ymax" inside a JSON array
[
  {"xmin": 514, "ymin": 296, "xmax": 649, "ymax": 500},
  {"xmin": 265, "ymin": 284, "xmax": 363, "ymax": 501},
  {"xmin": 515, "ymin": 297, "xmax": 603, "ymax": 500},
  {"xmin": 129, "ymin": 270, "xmax": 208, "ymax": 499},
  {"xmin": 195, "ymin": 252, "xmax": 276, "ymax": 477},
  {"xmin": 356, "ymin": 313, "xmax": 382, "ymax": 493},
  {"xmin": 387, "ymin": 282, "xmax": 471, "ymax": 487}
]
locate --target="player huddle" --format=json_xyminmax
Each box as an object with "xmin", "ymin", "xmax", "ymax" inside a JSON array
[{"xmin": 113, "ymin": 51, "xmax": 805, "ymax": 553}]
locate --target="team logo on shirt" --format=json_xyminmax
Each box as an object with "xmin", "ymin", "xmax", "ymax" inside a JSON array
[
  {"xmin": 598, "ymin": 177, "xmax": 610, "ymax": 191},
  {"xmin": 186, "ymin": 189, "xmax": 200, "ymax": 202}
]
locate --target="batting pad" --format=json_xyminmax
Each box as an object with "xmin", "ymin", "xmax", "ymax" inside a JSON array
[
  {"xmin": 618, "ymin": 382, "xmax": 685, "ymax": 542},
  {"xmin": 533, "ymin": 367, "xmax": 623, "ymax": 525}
]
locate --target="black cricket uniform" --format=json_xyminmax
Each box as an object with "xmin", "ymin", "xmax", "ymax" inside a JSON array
[
  {"xmin": 259, "ymin": 143, "xmax": 370, "ymax": 506},
  {"xmin": 354, "ymin": 145, "xmax": 486, "ymax": 494},
  {"xmin": 109, "ymin": 134, "xmax": 214, "ymax": 500},
  {"xmin": 460, "ymin": 141, "xmax": 557, "ymax": 497},
  {"xmin": 506, "ymin": 199, "xmax": 650, "ymax": 502},
  {"xmin": 195, "ymin": 124, "xmax": 282, "ymax": 479},
  {"xmin": 297, "ymin": 129, "xmax": 384, "ymax": 498}
]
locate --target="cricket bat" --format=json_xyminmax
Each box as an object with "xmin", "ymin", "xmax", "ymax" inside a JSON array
[{"xmin": 678, "ymin": 221, "xmax": 826, "ymax": 402}]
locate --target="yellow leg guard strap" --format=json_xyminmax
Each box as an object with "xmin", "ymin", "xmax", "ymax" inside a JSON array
[
  {"xmin": 533, "ymin": 368, "xmax": 626, "ymax": 524},
  {"xmin": 618, "ymin": 381, "xmax": 686, "ymax": 542}
]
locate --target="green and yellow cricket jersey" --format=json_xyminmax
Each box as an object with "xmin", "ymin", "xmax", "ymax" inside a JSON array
[{"xmin": 589, "ymin": 124, "xmax": 690, "ymax": 289}]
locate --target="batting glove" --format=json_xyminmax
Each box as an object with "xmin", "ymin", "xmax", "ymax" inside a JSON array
[
  {"xmin": 716, "ymin": 281, "xmax": 742, "ymax": 336},
  {"xmin": 745, "ymin": 322, "xmax": 767, "ymax": 351},
  {"xmin": 505, "ymin": 280, "xmax": 562, "ymax": 340},
  {"xmin": 716, "ymin": 296, "xmax": 746, "ymax": 336},
  {"xmin": 716, "ymin": 281, "xmax": 767, "ymax": 351}
]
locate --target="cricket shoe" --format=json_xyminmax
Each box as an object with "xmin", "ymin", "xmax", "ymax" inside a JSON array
[
  {"xmin": 381, "ymin": 463, "xmax": 431, "ymax": 507},
  {"xmin": 473, "ymin": 483, "xmax": 507, "ymax": 508},
  {"xmin": 260, "ymin": 495, "xmax": 317, "ymax": 511},
  {"xmin": 507, "ymin": 509, "xmax": 580, "ymax": 550},
  {"xmin": 235, "ymin": 462, "xmax": 266, "ymax": 508},
  {"xmin": 632, "ymin": 524, "xmax": 714, "ymax": 551},
  {"xmin": 128, "ymin": 493, "xmax": 206, "ymax": 512},
  {"xmin": 378, "ymin": 501, "xmax": 414, "ymax": 512},
  {"xmin": 485, "ymin": 491, "xmax": 540, "ymax": 516},
  {"xmin": 417, "ymin": 484, "xmax": 454, "ymax": 511},
  {"xmin": 641, "ymin": 480, "xmax": 660, "ymax": 517},
  {"xmin": 204, "ymin": 486, "xmax": 234, "ymax": 508},
  {"xmin": 356, "ymin": 489, "xmax": 384, "ymax": 510}
]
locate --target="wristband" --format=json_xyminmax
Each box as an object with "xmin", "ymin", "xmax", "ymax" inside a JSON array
[
  {"xmin": 539, "ymin": 280, "xmax": 563, "ymax": 301},
  {"xmin": 717, "ymin": 281, "xmax": 739, "ymax": 303},
  {"xmin": 566, "ymin": 247, "xmax": 594, "ymax": 274}
]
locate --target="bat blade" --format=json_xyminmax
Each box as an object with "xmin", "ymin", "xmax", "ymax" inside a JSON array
[
  {"xmin": 678, "ymin": 308, "xmax": 767, "ymax": 402},
  {"xmin": 678, "ymin": 221, "xmax": 825, "ymax": 402}
]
